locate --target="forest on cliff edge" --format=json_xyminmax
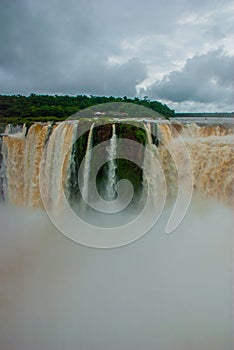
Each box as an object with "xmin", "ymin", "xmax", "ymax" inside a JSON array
[{"xmin": 0, "ymin": 94, "xmax": 174, "ymax": 126}]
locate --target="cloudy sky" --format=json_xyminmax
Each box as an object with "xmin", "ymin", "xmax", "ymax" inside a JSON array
[{"xmin": 0, "ymin": 0, "xmax": 233, "ymax": 111}]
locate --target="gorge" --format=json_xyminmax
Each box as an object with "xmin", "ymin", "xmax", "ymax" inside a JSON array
[{"xmin": 0, "ymin": 113, "xmax": 233, "ymax": 350}]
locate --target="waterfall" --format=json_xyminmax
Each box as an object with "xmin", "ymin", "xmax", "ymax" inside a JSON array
[
  {"xmin": 40, "ymin": 122, "xmax": 77, "ymax": 212},
  {"xmin": 106, "ymin": 124, "xmax": 117, "ymax": 201},
  {"xmin": 183, "ymin": 134, "xmax": 234, "ymax": 206},
  {"xmin": 0, "ymin": 119, "xmax": 233, "ymax": 209},
  {"xmin": 0, "ymin": 118, "xmax": 232, "ymax": 350},
  {"xmin": 23, "ymin": 123, "xmax": 52, "ymax": 208},
  {"xmin": 0, "ymin": 137, "xmax": 7, "ymax": 202},
  {"xmin": 142, "ymin": 123, "xmax": 165, "ymax": 209},
  {"xmin": 1, "ymin": 123, "xmax": 52, "ymax": 207},
  {"xmin": 66, "ymin": 123, "xmax": 78, "ymax": 203},
  {"xmin": 157, "ymin": 123, "xmax": 172, "ymax": 144},
  {"xmin": 182, "ymin": 123, "xmax": 233, "ymax": 138},
  {"xmin": 80, "ymin": 123, "xmax": 94, "ymax": 203},
  {"xmin": 157, "ymin": 122, "xmax": 234, "ymax": 205},
  {"xmin": 1, "ymin": 122, "xmax": 77, "ymax": 209},
  {"xmin": 2, "ymin": 134, "xmax": 26, "ymax": 205}
]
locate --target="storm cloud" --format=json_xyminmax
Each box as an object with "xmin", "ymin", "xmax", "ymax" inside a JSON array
[
  {"xmin": 0, "ymin": 0, "xmax": 233, "ymax": 111},
  {"xmin": 146, "ymin": 50, "xmax": 234, "ymax": 105}
]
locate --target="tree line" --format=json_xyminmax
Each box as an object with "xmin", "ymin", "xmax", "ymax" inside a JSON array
[{"xmin": 0, "ymin": 94, "xmax": 174, "ymax": 126}]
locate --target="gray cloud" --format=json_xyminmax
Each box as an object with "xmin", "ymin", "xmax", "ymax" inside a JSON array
[
  {"xmin": 47, "ymin": 57, "xmax": 147, "ymax": 97},
  {"xmin": 0, "ymin": 0, "xmax": 149, "ymax": 96},
  {"xmin": 0, "ymin": 0, "xmax": 233, "ymax": 110},
  {"xmin": 146, "ymin": 50, "xmax": 234, "ymax": 106}
]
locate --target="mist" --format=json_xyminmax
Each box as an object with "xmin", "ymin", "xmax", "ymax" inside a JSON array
[{"xmin": 0, "ymin": 198, "xmax": 232, "ymax": 350}]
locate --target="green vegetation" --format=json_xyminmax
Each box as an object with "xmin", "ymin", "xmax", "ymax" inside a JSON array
[
  {"xmin": 116, "ymin": 123, "xmax": 146, "ymax": 145},
  {"xmin": 0, "ymin": 94, "xmax": 174, "ymax": 127}
]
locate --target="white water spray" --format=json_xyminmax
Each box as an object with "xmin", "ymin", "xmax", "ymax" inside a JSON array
[
  {"xmin": 81, "ymin": 123, "xmax": 94, "ymax": 202},
  {"xmin": 106, "ymin": 124, "xmax": 117, "ymax": 201},
  {"xmin": 40, "ymin": 122, "xmax": 77, "ymax": 212},
  {"xmin": 142, "ymin": 123, "xmax": 165, "ymax": 209}
]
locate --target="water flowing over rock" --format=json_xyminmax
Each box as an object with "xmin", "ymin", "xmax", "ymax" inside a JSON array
[
  {"xmin": 80, "ymin": 123, "xmax": 94, "ymax": 203},
  {"xmin": 0, "ymin": 118, "xmax": 233, "ymax": 210},
  {"xmin": 0, "ymin": 116, "xmax": 233, "ymax": 350},
  {"xmin": 106, "ymin": 124, "xmax": 117, "ymax": 201}
]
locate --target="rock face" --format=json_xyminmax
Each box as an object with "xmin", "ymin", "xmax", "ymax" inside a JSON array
[{"xmin": 96, "ymin": 124, "xmax": 113, "ymax": 143}]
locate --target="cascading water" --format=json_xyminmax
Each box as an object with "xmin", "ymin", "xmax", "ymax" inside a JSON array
[
  {"xmin": 0, "ymin": 137, "xmax": 7, "ymax": 202},
  {"xmin": 1, "ymin": 122, "xmax": 78, "ymax": 209},
  {"xmin": 2, "ymin": 133, "xmax": 26, "ymax": 205},
  {"xmin": 40, "ymin": 122, "xmax": 77, "ymax": 213},
  {"xmin": 182, "ymin": 133, "xmax": 234, "ymax": 205},
  {"xmin": 80, "ymin": 123, "xmax": 94, "ymax": 203},
  {"xmin": 23, "ymin": 123, "xmax": 52, "ymax": 208},
  {"xmin": 2, "ymin": 123, "xmax": 52, "ymax": 207},
  {"xmin": 0, "ymin": 119, "xmax": 233, "ymax": 208},
  {"xmin": 0, "ymin": 117, "xmax": 233, "ymax": 350},
  {"xmin": 105, "ymin": 124, "xmax": 117, "ymax": 201},
  {"xmin": 142, "ymin": 123, "xmax": 165, "ymax": 209}
]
